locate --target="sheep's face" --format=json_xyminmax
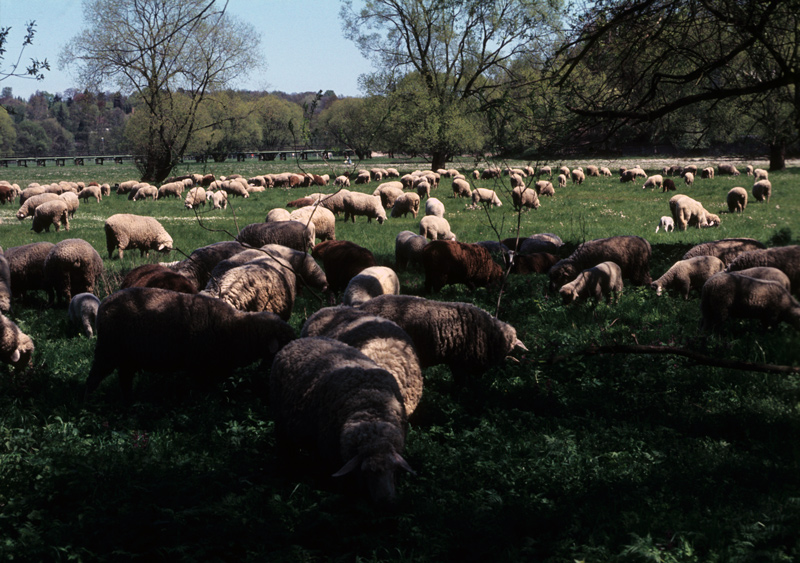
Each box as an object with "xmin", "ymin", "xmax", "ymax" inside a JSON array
[
  {"xmin": 559, "ymin": 285, "xmax": 578, "ymax": 304},
  {"xmin": 651, "ymin": 281, "xmax": 664, "ymax": 296}
]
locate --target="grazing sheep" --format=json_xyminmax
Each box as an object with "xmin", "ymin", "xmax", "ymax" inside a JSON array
[
  {"xmin": 651, "ymin": 256, "xmax": 725, "ymax": 299},
  {"xmin": 481, "ymin": 167, "xmax": 501, "ymax": 179},
  {"xmin": 727, "ymin": 187, "xmax": 748, "ymax": 213},
  {"xmin": 548, "ymin": 235, "xmax": 652, "ymax": 291},
  {"xmin": 342, "ymin": 266, "xmax": 401, "ymax": 306},
  {"xmin": 85, "ymin": 287, "xmax": 296, "ymax": 400},
  {"xmin": 68, "ymin": 292, "xmax": 101, "ymax": 337},
  {"xmin": 682, "ymin": 238, "xmax": 766, "ymax": 265},
  {"xmin": 266, "ymin": 208, "xmax": 291, "ymax": 222},
  {"xmin": 419, "ymin": 215, "xmax": 456, "ymax": 241},
  {"xmin": 391, "ymin": 192, "xmax": 420, "ymax": 219},
  {"xmin": 656, "ymin": 216, "xmax": 675, "ymax": 233},
  {"xmin": 701, "ymin": 167, "xmax": 715, "ymax": 179},
  {"xmin": 452, "ymin": 178, "xmax": 472, "ymax": 199},
  {"xmin": 156, "ymin": 181, "xmax": 185, "ymax": 199},
  {"xmin": 300, "ymin": 307, "xmax": 423, "ymax": 416},
  {"xmin": 129, "ymin": 185, "xmax": 156, "ymax": 201},
  {"xmin": 558, "ymin": 261, "xmax": 623, "ymax": 305},
  {"xmin": 270, "ymin": 337, "xmax": 413, "ymax": 506},
  {"xmin": 290, "ymin": 205, "xmax": 337, "ymax": 241},
  {"xmin": 725, "ymin": 246, "xmax": 800, "ymax": 294},
  {"xmin": 209, "ymin": 190, "xmax": 228, "ymax": 209},
  {"xmin": 502, "ymin": 233, "xmax": 563, "ymax": 256},
  {"xmin": 700, "ymin": 272, "xmax": 800, "ymax": 333},
  {"xmin": 415, "ymin": 179, "xmax": 431, "ymax": 200},
  {"xmin": 202, "ymin": 261, "xmax": 297, "ymax": 319},
  {"xmin": 16, "ymin": 193, "xmax": 59, "ymax": 221},
  {"xmin": 585, "ymin": 165, "xmax": 599, "ymax": 177},
  {"xmin": 4, "ymin": 242, "xmax": 54, "ymax": 301},
  {"xmin": 43, "ymin": 239, "xmax": 104, "ymax": 306},
  {"xmin": 753, "ymin": 179, "xmax": 772, "ymax": 202},
  {"xmin": 31, "ymin": 200, "xmax": 70, "ymax": 233},
  {"xmin": 619, "ymin": 170, "xmax": 636, "ymax": 183},
  {"xmin": 669, "ymin": 194, "xmax": 720, "ymax": 230},
  {"xmin": 236, "ymin": 221, "xmax": 315, "ymax": 252},
  {"xmin": 511, "ymin": 186, "xmax": 540, "ymax": 211},
  {"xmin": 745, "ymin": 165, "xmax": 754, "ymax": 176},
  {"xmin": 425, "ymin": 197, "xmax": 445, "ymax": 218},
  {"xmin": 395, "ymin": 230, "xmax": 428, "ymax": 270},
  {"xmin": 754, "ymin": 168, "xmax": 769, "ymax": 182},
  {"xmin": 308, "ymin": 189, "xmax": 351, "ymax": 217},
  {"xmin": 286, "ymin": 197, "xmax": 315, "ymax": 209},
  {"xmin": 334, "ymin": 175, "xmax": 351, "ymax": 188},
  {"xmin": 422, "ymin": 241, "xmax": 503, "ymax": 293},
  {"xmin": 662, "ymin": 178, "xmax": 677, "ymax": 192},
  {"xmin": 312, "ymin": 240, "xmax": 377, "ymax": 293},
  {"xmin": 0, "ymin": 249, "xmax": 9, "ymax": 313},
  {"xmin": 470, "ymin": 188, "xmax": 502, "ymax": 209},
  {"xmin": 120, "ymin": 263, "xmax": 198, "ymax": 294},
  {"xmin": 58, "ymin": 192, "xmax": 79, "ymax": 218},
  {"xmin": 734, "ymin": 267, "xmax": 792, "ymax": 291},
  {"xmin": 386, "ymin": 168, "xmax": 400, "ymax": 177},
  {"xmin": 184, "ymin": 187, "xmax": 207, "ymax": 209},
  {"xmin": 77, "ymin": 185, "xmax": 102, "ymax": 203},
  {"xmin": 104, "ymin": 214, "xmax": 173, "ymax": 259},
  {"xmin": 343, "ymin": 192, "xmax": 387, "ymax": 224},
  {"xmin": 642, "ymin": 175, "xmax": 663, "ymax": 190},
  {"xmin": 538, "ymin": 166, "xmax": 552, "ymax": 178},
  {"xmin": 354, "ymin": 171, "xmax": 371, "ymax": 184},
  {"xmin": 373, "ymin": 182, "xmax": 405, "ymax": 209},
  {"xmin": 571, "ymin": 169, "xmax": 585, "ymax": 185},
  {"xmin": 717, "ymin": 163, "xmax": 740, "ymax": 176},
  {"xmin": 683, "ymin": 172, "xmax": 694, "ymax": 186},
  {"xmin": 535, "ymin": 180, "xmax": 555, "ymax": 196},
  {"xmin": 0, "ymin": 313, "xmax": 34, "ymax": 371},
  {"xmin": 359, "ymin": 294, "xmax": 527, "ymax": 382},
  {"xmin": 169, "ymin": 241, "xmax": 247, "ymax": 292},
  {"xmin": 509, "ymin": 173, "xmax": 525, "ymax": 188},
  {"xmin": 510, "ymin": 252, "xmax": 560, "ymax": 275}
]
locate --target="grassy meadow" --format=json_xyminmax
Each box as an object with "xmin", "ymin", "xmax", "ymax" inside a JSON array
[{"xmin": 0, "ymin": 155, "xmax": 799, "ymax": 562}]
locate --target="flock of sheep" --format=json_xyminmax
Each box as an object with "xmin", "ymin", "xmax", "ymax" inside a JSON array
[{"xmin": 0, "ymin": 159, "xmax": 798, "ymax": 505}]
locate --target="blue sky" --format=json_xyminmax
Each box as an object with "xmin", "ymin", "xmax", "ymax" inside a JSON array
[{"xmin": 0, "ymin": 0, "xmax": 374, "ymax": 99}]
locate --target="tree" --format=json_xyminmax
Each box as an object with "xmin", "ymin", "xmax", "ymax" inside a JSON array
[
  {"xmin": 193, "ymin": 92, "xmax": 262, "ymax": 161},
  {"xmin": 61, "ymin": 0, "xmax": 262, "ymax": 181},
  {"xmin": 0, "ymin": 106, "xmax": 16, "ymax": 155},
  {"xmin": 256, "ymin": 95, "xmax": 304, "ymax": 151},
  {"xmin": 14, "ymin": 120, "xmax": 50, "ymax": 156},
  {"xmin": 317, "ymin": 96, "xmax": 391, "ymax": 159},
  {"xmin": 341, "ymin": 0, "xmax": 561, "ymax": 171},
  {"xmin": 552, "ymin": 0, "xmax": 800, "ymax": 169},
  {"xmin": 0, "ymin": 21, "xmax": 49, "ymax": 82}
]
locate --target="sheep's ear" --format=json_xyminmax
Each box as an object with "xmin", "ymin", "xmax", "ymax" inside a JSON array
[
  {"xmin": 513, "ymin": 339, "xmax": 528, "ymax": 352},
  {"xmin": 10, "ymin": 348, "xmax": 20, "ymax": 363},
  {"xmin": 392, "ymin": 451, "xmax": 416, "ymax": 475},
  {"xmin": 332, "ymin": 455, "xmax": 361, "ymax": 477}
]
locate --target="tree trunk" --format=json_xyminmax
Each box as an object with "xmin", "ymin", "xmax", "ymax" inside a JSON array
[
  {"xmin": 431, "ymin": 151, "xmax": 448, "ymax": 172},
  {"xmin": 769, "ymin": 141, "xmax": 786, "ymax": 171}
]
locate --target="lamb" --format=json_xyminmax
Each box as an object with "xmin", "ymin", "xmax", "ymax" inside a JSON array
[
  {"xmin": 0, "ymin": 313, "xmax": 34, "ymax": 371},
  {"xmin": 334, "ymin": 175, "xmax": 351, "ymax": 187},
  {"xmin": 511, "ymin": 186, "xmax": 540, "ymax": 211},
  {"xmin": 169, "ymin": 241, "xmax": 247, "ymax": 291},
  {"xmin": 395, "ymin": 230, "xmax": 428, "ymax": 270},
  {"xmin": 270, "ymin": 337, "xmax": 414, "ymax": 506},
  {"xmin": 373, "ymin": 182, "xmax": 405, "ymax": 208},
  {"xmin": 359, "ymin": 294, "xmax": 527, "ymax": 382},
  {"xmin": 77, "ymin": 185, "xmax": 102, "ymax": 203},
  {"xmin": 470, "ymin": 188, "xmax": 502, "ymax": 209},
  {"xmin": 209, "ymin": 190, "xmax": 228, "ymax": 209},
  {"xmin": 683, "ymin": 172, "xmax": 694, "ymax": 186},
  {"xmin": 184, "ymin": 187, "xmax": 206, "ymax": 209},
  {"xmin": 68, "ymin": 292, "xmax": 101, "ymax": 337},
  {"xmin": 312, "ymin": 240, "xmax": 377, "ymax": 293},
  {"xmin": 700, "ymin": 272, "xmax": 800, "ymax": 333},
  {"xmin": 235, "ymin": 221, "xmax": 315, "ymax": 252},
  {"xmin": 754, "ymin": 168, "xmax": 769, "ymax": 182},
  {"xmin": 290, "ymin": 205, "xmax": 337, "ymax": 241},
  {"xmin": 300, "ymin": 307, "xmax": 423, "ymax": 415},
  {"xmin": 558, "ymin": 173, "xmax": 568, "ymax": 188},
  {"xmin": 642, "ymin": 175, "xmax": 663, "ymax": 190},
  {"xmin": 682, "ymin": 238, "xmax": 766, "ymax": 265},
  {"xmin": 343, "ymin": 192, "xmax": 387, "ymax": 224},
  {"xmin": 726, "ymin": 187, "xmax": 748, "ymax": 213},
  {"xmin": 85, "ymin": 287, "xmax": 296, "ymax": 400},
  {"xmin": 31, "ymin": 200, "xmax": 70, "ymax": 233},
  {"xmin": 599, "ymin": 166, "xmax": 612, "ymax": 176},
  {"xmin": 425, "ymin": 197, "xmax": 445, "ymax": 217},
  {"xmin": 419, "ymin": 215, "xmax": 456, "ymax": 241},
  {"xmin": 717, "ymin": 163, "xmax": 740, "ymax": 176},
  {"xmin": 558, "ymin": 261, "xmax": 623, "ymax": 305},
  {"xmin": 43, "ymin": 238, "xmax": 104, "ymax": 306},
  {"xmin": 650, "ymin": 255, "xmax": 725, "ymax": 299},
  {"xmin": 452, "ymin": 178, "xmax": 472, "ymax": 198},
  {"xmin": 422, "ymin": 241, "xmax": 503, "ymax": 293},
  {"xmin": 104, "ymin": 214, "xmax": 174, "ymax": 259},
  {"xmin": 120, "ymin": 263, "xmax": 198, "ymax": 294},
  {"xmin": 753, "ymin": 179, "xmax": 772, "ymax": 202},
  {"xmin": 668, "ymin": 194, "xmax": 720, "ymax": 230},
  {"xmin": 725, "ymin": 246, "xmax": 800, "ymax": 294},
  {"xmin": 202, "ymin": 260, "xmax": 297, "ymax": 320},
  {"xmin": 662, "ymin": 178, "xmax": 676, "ymax": 192},
  {"xmin": 390, "ymin": 192, "xmax": 420, "ymax": 219},
  {"xmin": 655, "ymin": 216, "xmax": 675, "ymax": 233},
  {"xmin": 548, "ymin": 235, "xmax": 652, "ymax": 291},
  {"xmin": 16, "ymin": 192, "xmax": 59, "ymax": 221},
  {"xmin": 4, "ymin": 242, "xmax": 54, "ymax": 301},
  {"xmin": 342, "ymin": 266, "xmax": 401, "ymax": 306},
  {"xmin": 571, "ymin": 169, "xmax": 585, "ymax": 185}
]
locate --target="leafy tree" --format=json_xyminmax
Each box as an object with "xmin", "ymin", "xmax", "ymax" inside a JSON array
[
  {"xmin": 40, "ymin": 118, "xmax": 75, "ymax": 155},
  {"xmin": 194, "ymin": 92, "xmax": 262, "ymax": 161},
  {"xmin": 0, "ymin": 21, "xmax": 49, "ymax": 82},
  {"xmin": 14, "ymin": 120, "xmax": 50, "ymax": 156},
  {"xmin": 0, "ymin": 106, "xmax": 16, "ymax": 155},
  {"xmin": 341, "ymin": 0, "xmax": 561, "ymax": 170},
  {"xmin": 317, "ymin": 96, "xmax": 391, "ymax": 159},
  {"xmin": 256, "ymin": 95, "xmax": 304, "ymax": 151},
  {"xmin": 61, "ymin": 0, "xmax": 262, "ymax": 181}
]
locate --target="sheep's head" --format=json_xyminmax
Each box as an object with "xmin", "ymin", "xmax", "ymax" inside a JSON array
[
  {"xmin": 650, "ymin": 281, "xmax": 664, "ymax": 296},
  {"xmin": 333, "ymin": 445, "xmax": 415, "ymax": 508},
  {"xmin": 559, "ymin": 284, "xmax": 578, "ymax": 304}
]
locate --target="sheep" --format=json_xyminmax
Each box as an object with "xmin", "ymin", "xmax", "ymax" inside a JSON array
[
  {"xmin": 55, "ymin": 192, "xmax": 79, "ymax": 219},
  {"xmin": 452, "ymin": 178, "xmax": 472, "ymax": 198},
  {"xmin": 726, "ymin": 187, "xmax": 748, "ymax": 213},
  {"xmin": 311, "ymin": 174, "xmax": 330, "ymax": 187},
  {"xmin": 221, "ymin": 179, "xmax": 250, "ymax": 199},
  {"xmin": 266, "ymin": 208, "xmax": 291, "ymax": 222},
  {"xmin": 270, "ymin": 337, "xmax": 413, "ymax": 506},
  {"xmin": 503, "ymin": 233, "xmax": 564, "ymax": 255},
  {"xmin": 391, "ymin": 192, "xmax": 420, "ymax": 219},
  {"xmin": 68, "ymin": 292, "xmax": 101, "ymax": 337},
  {"xmin": 289, "ymin": 205, "xmax": 337, "ymax": 241},
  {"xmin": 700, "ymin": 272, "xmax": 800, "ymax": 333},
  {"xmin": 510, "ymin": 252, "xmax": 560, "ymax": 275},
  {"xmin": 725, "ymin": 246, "xmax": 800, "ymax": 294},
  {"xmin": 43, "ymin": 239, "xmax": 104, "ymax": 306},
  {"xmin": 419, "ymin": 215, "xmax": 456, "ymax": 241},
  {"xmin": 558, "ymin": 166, "xmax": 570, "ymax": 177},
  {"xmin": 734, "ymin": 267, "xmax": 792, "ymax": 291},
  {"xmin": 668, "ymin": 194, "xmax": 720, "ymax": 230},
  {"xmin": 4, "ymin": 242, "xmax": 54, "ymax": 301},
  {"xmin": 395, "ymin": 230, "xmax": 428, "ymax": 270},
  {"xmin": 754, "ymin": 168, "xmax": 768, "ymax": 182},
  {"xmin": 312, "ymin": 240, "xmax": 377, "ymax": 294},
  {"xmin": 656, "ymin": 216, "xmax": 675, "ymax": 233},
  {"xmin": 558, "ymin": 261, "xmax": 623, "ymax": 305},
  {"xmin": 184, "ymin": 187, "xmax": 206, "ymax": 209},
  {"xmin": 354, "ymin": 171, "xmax": 371, "ymax": 184},
  {"xmin": 300, "ymin": 307, "xmax": 423, "ymax": 415},
  {"xmin": 744, "ymin": 165, "xmax": 754, "ymax": 176},
  {"xmin": 333, "ymin": 175, "xmax": 351, "ymax": 188},
  {"xmin": 585, "ymin": 165, "xmax": 600, "ymax": 177},
  {"xmin": 422, "ymin": 241, "xmax": 503, "ymax": 293},
  {"xmin": 373, "ymin": 182, "xmax": 405, "ymax": 209},
  {"xmin": 753, "ymin": 179, "xmax": 772, "ymax": 202},
  {"xmin": 343, "ymin": 192, "xmax": 387, "ymax": 224},
  {"xmin": 535, "ymin": 180, "xmax": 555, "ymax": 196},
  {"xmin": 359, "ymin": 294, "xmax": 527, "ymax": 382},
  {"xmin": 30, "ymin": 200, "xmax": 70, "ymax": 234},
  {"xmin": 470, "ymin": 188, "xmax": 502, "ymax": 209},
  {"xmin": 473, "ymin": 240, "xmax": 510, "ymax": 267},
  {"xmin": 209, "ymin": 190, "xmax": 228, "ymax": 210},
  {"xmin": 19, "ymin": 185, "xmax": 47, "ymax": 204},
  {"xmin": 155, "ymin": 181, "xmax": 184, "ymax": 200},
  {"xmin": 425, "ymin": 197, "xmax": 445, "ymax": 218},
  {"xmin": 77, "ymin": 185, "xmax": 102, "ymax": 203},
  {"xmin": 509, "ymin": 173, "xmax": 525, "ymax": 188},
  {"xmin": 236, "ymin": 220, "xmax": 315, "ymax": 253},
  {"xmin": 202, "ymin": 260, "xmax": 297, "ymax": 320},
  {"xmin": 536, "ymin": 165, "xmax": 551, "ymax": 178},
  {"xmin": 0, "ymin": 249, "xmax": 9, "ymax": 313},
  {"xmin": 307, "ymin": 189, "xmax": 350, "ymax": 217},
  {"xmin": 650, "ymin": 255, "xmax": 725, "ymax": 299},
  {"xmin": 511, "ymin": 186, "xmax": 540, "ymax": 211},
  {"xmin": 342, "ymin": 266, "xmax": 401, "ymax": 306},
  {"xmin": 16, "ymin": 192, "xmax": 59, "ymax": 221},
  {"xmin": 84, "ymin": 287, "xmax": 296, "ymax": 400},
  {"xmin": 548, "ymin": 235, "xmax": 652, "ymax": 291},
  {"xmin": 481, "ymin": 167, "xmax": 501, "ymax": 179},
  {"xmin": 717, "ymin": 163, "xmax": 740, "ymax": 176},
  {"xmin": 642, "ymin": 174, "xmax": 663, "ymax": 190},
  {"xmin": 104, "ymin": 214, "xmax": 173, "ymax": 259},
  {"xmin": 169, "ymin": 241, "xmax": 247, "ymax": 291},
  {"xmin": 369, "ymin": 168, "xmax": 385, "ymax": 181},
  {"xmin": 0, "ymin": 313, "xmax": 34, "ymax": 371},
  {"xmin": 662, "ymin": 178, "xmax": 676, "ymax": 192},
  {"xmin": 701, "ymin": 167, "xmax": 715, "ymax": 179},
  {"xmin": 620, "ymin": 170, "xmax": 636, "ymax": 183},
  {"xmin": 682, "ymin": 238, "xmax": 766, "ymax": 265},
  {"xmin": 571, "ymin": 169, "xmax": 585, "ymax": 185},
  {"xmin": 120, "ymin": 263, "xmax": 198, "ymax": 294},
  {"xmin": 683, "ymin": 172, "xmax": 694, "ymax": 186},
  {"xmin": 0, "ymin": 184, "xmax": 15, "ymax": 205},
  {"xmin": 415, "ymin": 179, "xmax": 431, "ymax": 200},
  {"xmin": 599, "ymin": 166, "xmax": 612, "ymax": 177},
  {"xmin": 558, "ymin": 173, "xmax": 568, "ymax": 188},
  {"xmin": 286, "ymin": 197, "xmax": 315, "ymax": 208}
]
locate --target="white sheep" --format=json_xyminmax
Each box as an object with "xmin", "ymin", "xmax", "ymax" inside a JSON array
[
  {"xmin": 511, "ymin": 186, "xmax": 540, "ymax": 211},
  {"xmin": 726, "ymin": 187, "xmax": 748, "ymax": 213},
  {"xmin": 419, "ymin": 215, "xmax": 456, "ymax": 241},
  {"xmin": 642, "ymin": 175, "xmax": 663, "ymax": 190},
  {"xmin": 571, "ymin": 169, "xmax": 585, "ymax": 184},
  {"xmin": 31, "ymin": 200, "xmax": 70, "ymax": 233},
  {"xmin": 266, "ymin": 208, "xmax": 291, "ymax": 222},
  {"xmin": 0, "ymin": 313, "xmax": 34, "ymax": 371},
  {"xmin": 538, "ymin": 166, "xmax": 552, "ymax": 178},
  {"xmin": 343, "ymin": 192, "xmax": 387, "ymax": 224},
  {"xmin": 104, "ymin": 214, "xmax": 174, "ymax": 259},
  {"xmin": 184, "ymin": 187, "xmax": 207, "ymax": 209},
  {"xmin": 683, "ymin": 171, "xmax": 694, "ymax": 186},
  {"xmin": 68, "ymin": 292, "xmax": 101, "ymax": 337},
  {"xmin": 77, "ymin": 185, "xmax": 102, "ymax": 203},
  {"xmin": 391, "ymin": 192, "xmax": 420, "ymax": 219},
  {"xmin": 655, "ymin": 216, "xmax": 675, "ymax": 233},
  {"xmin": 157, "ymin": 181, "xmax": 185, "ymax": 199},
  {"xmin": 669, "ymin": 194, "xmax": 720, "ymax": 230},
  {"xmin": 650, "ymin": 255, "xmax": 725, "ymax": 299},
  {"xmin": 558, "ymin": 261, "xmax": 623, "ymax": 305},
  {"xmin": 425, "ymin": 197, "xmax": 445, "ymax": 218},
  {"xmin": 209, "ymin": 190, "xmax": 228, "ymax": 210},
  {"xmin": 753, "ymin": 179, "xmax": 772, "ymax": 202},
  {"xmin": 470, "ymin": 188, "xmax": 502, "ymax": 209},
  {"xmin": 557, "ymin": 174, "xmax": 567, "ymax": 188},
  {"xmin": 236, "ymin": 221, "xmax": 316, "ymax": 253},
  {"xmin": 395, "ymin": 230, "xmax": 428, "ymax": 270},
  {"xmin": 535, "ymin": 180, "xmax": 555, "ymax": 196},
  {"xmin": 16, "ymin": 193, "xmax": 59, "ymax": 221},
  {"xmin": 290, "ymin": 205, "xmax": 337, "ymax": 241},
  {"xmin": 342, "ymin": 266, "xmax": 401, "ymax": 306},
  {"xmin": 334, "ymin": 175, "xmax": 351, "ymax": 187},
  {"xmin": 202, "ymin": 260, "xmax": 297, "ymax": 320},
  {"xmin": 753, "ymin": 168, "xmax": 768, "ymax": 182}
]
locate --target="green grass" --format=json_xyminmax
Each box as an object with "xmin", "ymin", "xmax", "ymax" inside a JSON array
[{"xmin": 1, "ymin": 157, "xmax": 799, "ymax": 562}]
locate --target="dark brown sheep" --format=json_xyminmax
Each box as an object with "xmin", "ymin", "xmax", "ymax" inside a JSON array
[
  {"xmin": 510, "ymin": 252, "xmax": 560, "ymax": 274},
  {"xmin": 548, "ymin": 235, "xmax": 652, "ymax": 291},
  {"xmin": 0, "ymin": 184, "xmax": 15, "ymax": 204},
  {"xmin": 169, "ymin": 241, "xmax": 247, "ymax": 292},
  {"xmin": 311, "ymin": 240, "xmax": 377, "ymax": 293},
  {"xmin": 662, "ymin": 178, "xmax": 676, "ymax": 192},
  {"xmin": 422, "ymin": 241, "xmax": 503, "ymax": 293},
  {"xmin": 286, "ymin": 197, "xmax": 315, "ymax": 208},
  {"xmin": 235, "ymin": 221, "xmax": 315, "ymax": 253},
  {"xmin": 682, "ymin": 238, "xmax": 766, "ymax": 266},
  {"xmin": 120, "ymin": 264, "xmax": 198, "ymax": 294}
]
